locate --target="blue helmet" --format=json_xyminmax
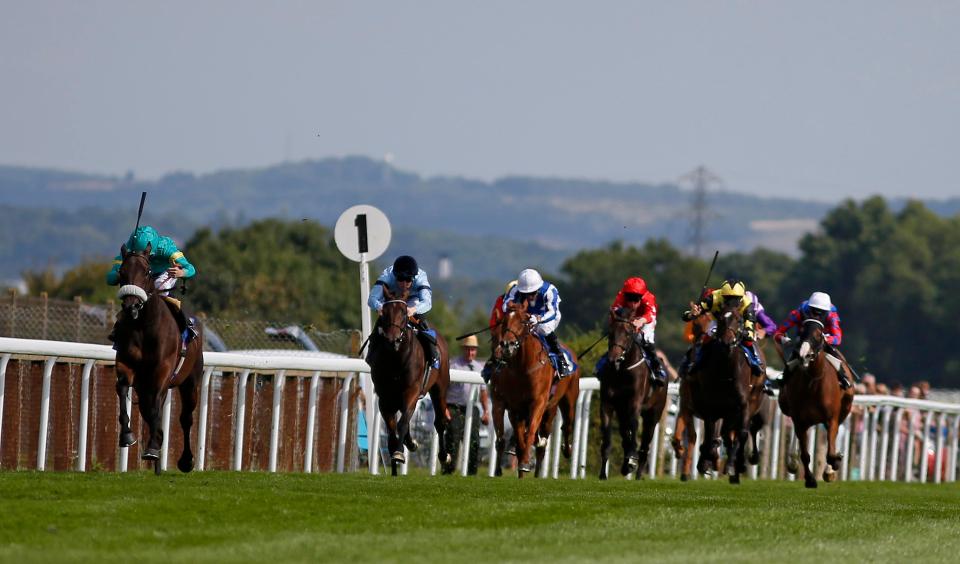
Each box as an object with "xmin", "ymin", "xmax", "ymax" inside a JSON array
[
  {"xmin": 392, "ymin": 255, "xmax": 419, "ymax": 281},
  {"xmin": 126, "ymin": 226, "xmax": 159, "ymax": 253}
]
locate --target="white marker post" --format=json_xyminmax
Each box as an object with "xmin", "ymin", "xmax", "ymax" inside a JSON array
[{"xmin": 335, "ymin": 205, "xmax": 391, "ymax": 475}]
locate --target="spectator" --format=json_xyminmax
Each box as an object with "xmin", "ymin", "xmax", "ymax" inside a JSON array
[
  {"xmin": 876, "ymin": 383, "xmax": 890, "ymax": 396},
  {"xmin": 889, "ymin": 381, "xmax": 904, "ymax": 397},
  {"xmin": 916, "ymin": 380, "xmax": 931, "ymax": 400},
  {"xmin": 862, "ymin": 373, "xmax": 877, "ymax": 395},
  {"xmin": 446, "ymin": 335, "xmax": 490, "ymax": 475}
]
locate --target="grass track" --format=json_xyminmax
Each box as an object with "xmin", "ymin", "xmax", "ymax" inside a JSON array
[{"xmin": 1, "ymin": 472, "xmax": 959, "ymax": 563}]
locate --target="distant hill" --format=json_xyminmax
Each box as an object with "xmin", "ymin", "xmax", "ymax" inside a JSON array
[{"xmin": 1, "ymin": 156, "xmax": 956, "ymax": 285}]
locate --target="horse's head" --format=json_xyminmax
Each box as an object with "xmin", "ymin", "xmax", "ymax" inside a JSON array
[
  {"xmin": 797, "ymin": 318, "xmax": 825, "ymax": 369},
  {"xmin": 716, "ymin": 300, "xmax": 743, "ymax": 347},
  {"xmin": 117, "ymin": 243, "xmax": 153, "ymax": 320},
  {"xmin": 377, "ymin": 288, "xmax": 411, "ymax": 352},
  {"xmin": 607, "ymin": 307, "xmax": 637, "ymax": 370},
  {"xmin": 494, "ymin": 301, "xmax": 530, "ymax": 362}
]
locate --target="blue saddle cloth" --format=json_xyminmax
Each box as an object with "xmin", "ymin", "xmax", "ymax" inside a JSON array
[{"xmin": 535, "ymin": 335, "xmax": 578, "ymax": 375}]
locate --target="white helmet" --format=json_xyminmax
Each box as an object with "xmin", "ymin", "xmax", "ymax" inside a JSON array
[
  {"xmin": 517, "ymin": 269, "xmax": 544, "ymax": 293},
  {"xmin": 808, "ymin": 291, "xmax": 832, "ymax": 311}
]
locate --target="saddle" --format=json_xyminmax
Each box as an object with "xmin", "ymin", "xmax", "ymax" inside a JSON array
[{"xmin": 534, "ymin": 335, "xmax": 579, "ymax": 377}]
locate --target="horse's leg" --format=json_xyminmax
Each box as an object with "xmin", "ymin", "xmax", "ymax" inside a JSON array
[
  {"xmin": 637, "ymin": 406, "xmax": 661, "ymax": 479},
  {"xmin": 617, "ymin": 401, "xmax": 639, "ymax": 477},
  {"xmin": 720, "ymin": 419, "xmax": 740, "ymax": 484},
  {"xmin": 176, "ymin": 370, "xmax": 199, "ymax": 473},
  {"xmin": 116, "ymin": 364, "xmax": 136, "ymax": 448},
  {"xmin": 492, "ymin": 397, "xmax": 506, "ymax": 477},
  {"xmin": 397, "ymin": 386, "xmax": 420, "ymax": 455},
  {"xmin": 697, "ymin": 419, "xmax": 719, "ymax": 475},
  {"xmin": 679, "ymin": 413, "xmax": 696, "ymax": 482},
  {"xmin": 748, "ymin": 411, "xmax": 764, "ymax": 466},
  {"xmin": 823, "ymin": 415, "xmax": 842, "ymax": 482},
  {"xmin": 428, "ymin": 384, "xmax": 452, "ymax": 471},
  {"xmin": 796, "ymin": 424, "xmax": 817, "ymax": 488},
  {"xmin": 377, "ymin": 399, "xmax": 401, "ymax": 477},
  {"xmin": 560, "ymin": 387, "xmax": 576, "ymax": 459},
  {"xmin": 599, "ymin": 396, "xmax": 614, "ymax": 480},
  {"xmin": 136, "ymin": 386, "xmax": 161, "ymax": 461},
  {"xmin": 535, "ymin": 406, "xmax": 557, "ymax": 478},
  {"xmin": 513, "ymin": 411, "xmax": 531, "ymax": 478}
]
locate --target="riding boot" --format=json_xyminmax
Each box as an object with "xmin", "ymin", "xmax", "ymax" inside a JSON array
[
  {"xmin": 593, "ymin": 356, "xmax": 609, "ymax": 378},
  {"xmin": 825, "ymin": 344, "xmax": 853, "ymax": 389},
  {"xmin": 480, "ymin": 359, "xmax": 495, "ymax": 384},
  {"xmin": 742, "ymin": 341, "xmax": 764, "ymax": 377},
  {"xmin": 416, "ymin": 318, "xmax": 441, "ymax": 369},
  {"xmin": 638, "ymin": 338, "xmax": 667, "ymax": 387},
  {"xmin": 544, "ymin": 332, "xmax": 571, "ymax": 377}
]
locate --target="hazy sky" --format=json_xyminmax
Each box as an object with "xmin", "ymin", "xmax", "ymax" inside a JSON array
[{"xmin": 2, "ymin": 1, "xmax": 958, "ymax": 200}]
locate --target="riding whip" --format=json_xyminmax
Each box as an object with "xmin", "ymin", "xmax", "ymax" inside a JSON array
[
  {"xmin": 455, "ymin": 326, "xmax": 492, "ymax": 341},
  {"xmin": 700, "ymin": 250, "xmax": 719, "ymax": 298},
  {"xmin": 134, "ymin": 191, "xmax": 147, "ymax": 233},
  {"xmin": 575, "ymin": 331, "xmax": 608, "ymax": 358}
]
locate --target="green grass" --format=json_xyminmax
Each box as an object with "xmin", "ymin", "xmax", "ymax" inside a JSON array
[{"xmin": 1, "ymin": 472, "xmax": 959, "ymax": 563}]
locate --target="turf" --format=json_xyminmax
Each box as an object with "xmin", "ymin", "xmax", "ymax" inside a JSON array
[{"xmin": 1, "ymin": 471, "xmax": 958, "ymax": 563}]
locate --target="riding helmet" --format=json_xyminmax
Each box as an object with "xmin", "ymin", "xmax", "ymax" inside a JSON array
[
  {"xmin": 126, "ymin": 226, "xmax": 159, "ymax": 254},
  {"xmin": 392, "ymin": 255, "xmax": 419, "ymax": 280},
  {"xmin": 808, "ymin": 291, "xmax": 832, "ymax": 312},
  {"xmin": 621, "ymin": 277, "xmax": 647, "ymax": 296},
  {"xmin": 719, "ymin": 279, "xmax": 746, "ymax": 298},
  {"xmin": 517, "ymin": 269, "xmax": 544, "ymax": 294}
]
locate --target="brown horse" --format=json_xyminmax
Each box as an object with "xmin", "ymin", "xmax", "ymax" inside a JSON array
[
  {"xmin": 598, "ymin": 309, "xmax": 667, "ymax": 479},
  {"xmin": 686, "ymin": 304, "xmax": 755, "ymax": 484},
  {"xmin": 114, "ymin": 244, "xmax": 204, "ymax": 475},
  {"xmin": 674, "ymin": 311, "xmax": 768, "ymax": 481},
  {"xmin": 777, "ymin": 318, "xmax": 855, "ymax": 488},
  {"xmin": 490, "ymin": 302, "xmax": 578, "ymax": 478},
  {"xmin": 368, "ymin": 289, "xmax": 451, "ymax": 476}
]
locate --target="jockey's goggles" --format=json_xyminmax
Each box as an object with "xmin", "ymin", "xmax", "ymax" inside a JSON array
[
  {"xmin": 722, "ymin": 295, "xmax": 742, "ymax": 305},
  {"xmin": 624, "ymin": 293, "xmax": 643, "ymax": 302},
  {"xmin": 809, "ymin": 307, "xmax": 828, "ymax": 319},
  {"xmin": 396, "ymin": 275, "xmax": 414, "ymax": 283}
]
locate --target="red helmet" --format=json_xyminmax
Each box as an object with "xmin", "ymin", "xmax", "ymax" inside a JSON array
[{"xmin": 622, "ymin": 277, "xmax": 647, "ymax": 296}]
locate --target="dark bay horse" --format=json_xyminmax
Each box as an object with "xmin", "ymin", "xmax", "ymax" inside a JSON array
[
  {"xmin": 368, "ymin": 289, "xmax": 451, "ymax": 476},
  {"xmin": 490, "ymin": 303, "xmax": 578, "ymax": 478},
  {"xmin": 114, "ymin": 244, "xmax": 204, "ymax": 475},
  {"xmin": 777, "ymin": 318, "xmax": 855, "ymax": 488},
  {"xmin": 686, "ymin": 305, "xmax": 754, "ymax": 484},
  {"xmin": 598, "ymin": 309, "xmax": 667, "ymax": 479}
]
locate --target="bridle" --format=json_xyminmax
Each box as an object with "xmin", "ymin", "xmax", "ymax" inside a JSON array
[
  {"xmin": 797, "ymin": 318, "xmax": 825, "ymax": 369},
  {"xmin": 377, "ymin": 299, "xmax": 411, "ymax": 350},
  {"xmin": 608, "ymin": 315, "xmax": 638, "ymax": 370},
  {"xmin": 117, "ymin": 253, "xmax": 154, "ymax": 320},
  {"xmin": 494, "ymin": 311, "xmax": 529, "ymax": 362}
]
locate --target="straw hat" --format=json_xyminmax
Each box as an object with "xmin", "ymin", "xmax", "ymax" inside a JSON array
[{"xmin": 462, "ymin": 335, "xmax": 479, "ymax": 348}]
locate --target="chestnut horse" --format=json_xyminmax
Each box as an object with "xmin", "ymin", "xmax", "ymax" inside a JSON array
[
  {"xmin": 114, "ymin": 244, "xmax": 204, "ymax": 475},
  {"xmin": 777, "ymin": 318, "xmax": 855, "ymax": 488},
  {"xmin": 686, "ymin": 304, "xmax": 754, "ymax": 484},
  {"xmin": 490, "ymin": 302, "xmax": 578, "ymax": 477},
  {"xmin": 598, "ymin": 309, "xmax": 667, "ymax": 479},
  {"xmin": 368, "ymin": 289, "xmax": 452, "ymax": 476}
]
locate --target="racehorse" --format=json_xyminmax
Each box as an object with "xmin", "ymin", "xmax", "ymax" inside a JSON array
[
  {"xmin": 114, "ymin": 243, "xmax": 204, "ymax": 475},
  {"xmin": 490, "ymin": 302, "xmax": 578, "ymax": 478},
  {"xmin": 368, "ymin": 288, "xmax": 452, "ymax": 476},
  {"xmin": 686, "ymin": 304, "xmax": 755, "ymax": 484},
  {"xmin": 673, "ymin": 309, "xmax": 768, "ymax": 481},
  {"xmin": 598, "ymin": 308, "xmax": 667, "ymax": 479},
  {"xmin": 777, "ymin": 318, "xmax": 855, "ymax": 488}
]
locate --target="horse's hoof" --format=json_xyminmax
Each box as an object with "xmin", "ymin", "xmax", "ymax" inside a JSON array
[
  {"xmin": 154, "ymin": 460, "xmax": 162, "ymax": 476},
  {"xmin": 729, "ymin": 474, "xmax": 740, "ymax": 485},
  {"xmin": 177, "ymin": 457, "xmax": 194, "ymax": 473},
  {"xmin": 680, "ymin": 473, "xmax": 689, "ymax": 482},
  {"xmin": 599, "ymin": 472, "xmax": 608, "ymax": 481},
  {"xmin": 749, "ymin": 450, "xmax": 761, "ymax": 466},
  {"xmin": 535, "ymin": 435, "xmax": 548, "ymax": 448},
  {"xmin": 697, "ymin": 459, "xmax": 712, "ymax": 475},
  {"xmin": 494, "ymin": 468, "xmax": 503, "ymax": 477},
  {"xmin": 404, "ymin": 436, "xmax": 419, "ymax": 453},
  {"xmin": 440, "ymin": 453, "xmax": 452, "ymax": 466},
  {"xmin": 391, "ymin": 450, "xmax": 406, "ymax": 464},
  {"xmin": 562, "ymin": 444, "xmax": 573, "ymax": 459},
  {"xmin": 622, "ymin": 456, "xmax": 639, "ymax": 476},
  {"xmin": 518, "ymin": 462, "xmax": 533, "ymax": 474},
  {"xmin": 786, "ymin": 457, "xmax": 799, "ymax": 475},
  {"xmin": 823, "ymin": 469, "xmax": 837, "ymax": 483},
  {"xmin": 118, "ymin": 433, "xmax": 137, "ymax": 448},
  {"xmin": 805, "ymin": 478, "xmax": 818, "ymax": 489},
  {"xmin": 141, "ymin": 448, "xmax": 160, "ymax": 461}
]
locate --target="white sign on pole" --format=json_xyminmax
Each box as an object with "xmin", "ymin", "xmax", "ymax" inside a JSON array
[
  {"xmin": 334, "ymin": 205, "xmax": 391, "ymax": 262},
  {"xmin": 334, "ymin": 205, "xmax": 391, "ymax": 475}
]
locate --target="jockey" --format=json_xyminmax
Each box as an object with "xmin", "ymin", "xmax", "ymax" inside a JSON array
[
  {"xmin": 595, "ymin": 277, "xmax": 667, "ymax": 386},
  {"xmin": 368, "ymin": 255, "xmax": 440, "ymax": 369},
  {"xmin": 503, "ymin": 268, "xmax": 571, "ymax": 377},
  {"xmin": 681, "ymin": 279, "xmax": 764, "ymax": 377},
  {"xmin": 481, "ymin": 280, "xmax": 517, "ymax": 383},
  {"xmin": 747, "ymin": 291, "xmax": 778, "ymax": 338},
  {"xmin": 774, "ymin": 291, "xmax": 851, "ymax": 389},
  {"xmin": 106, "ymin": 225, "xmax": 198, "ymax": 341}
]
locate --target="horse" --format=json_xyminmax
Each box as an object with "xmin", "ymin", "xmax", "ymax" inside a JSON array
[
  {"xmin": 777, "ymin": 318, "xmax": 855, "ymax": 488},
  {"xmin": 490, "ymin": 302, "xmax": 578, "ymax": 478},
  {"xmin": 685, "ymin": 303, "xmax": 755, "ymax": 484},
  {"xmin": 598, "ymin": 309, "xmax": 668, "ymax": 480},
  {"xmin": 673, "ymin": 310, "xmax": 768, "ymax": 481},
  {"xmin": 367, "ymin": 288, "xmax": 451, "ymax": 476},
  {"xmin": 113, "ymin": 243, "xmax": 204, "ymax": 475}
]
